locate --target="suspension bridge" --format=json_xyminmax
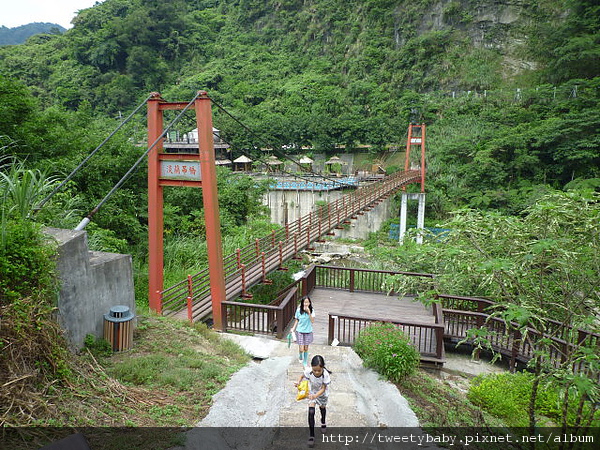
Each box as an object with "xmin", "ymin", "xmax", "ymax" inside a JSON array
[
  {"xmin": 36, "ymin": 90, "xmax": 598, "ymax": 373},
  {"xmin": 139, "ymin": 91, "xmax": 427, "ymax": 329},
  {"xmin": 38, "ymin": 90, "xmax": 427, "ymax": 339},
  {"xmin": 160, "ymin": 168, "xmax": 423, "ymax": 323}
]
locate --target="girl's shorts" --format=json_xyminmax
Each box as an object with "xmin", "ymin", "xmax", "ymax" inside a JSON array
[
  {"xmin": 296, "ymin": 331, "xmax": 313, "ymax": 346},
  {"xmin": 310, "ymin": 394, "xmax": 328, "ymax": 407}
]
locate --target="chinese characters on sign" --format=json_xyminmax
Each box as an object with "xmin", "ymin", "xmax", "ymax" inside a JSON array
[{"xmin": 160, "ymin": 161, "xmax": 202, "ymax": 181}]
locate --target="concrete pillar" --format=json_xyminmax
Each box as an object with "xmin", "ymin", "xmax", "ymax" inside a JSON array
[
  {"xmin": 416, "ymin": 193, "xmax": 426, "ymax": 244},
  {"xmin": 399, "ymin": 193, "xmax": 408, "ymax": 243},
  {"xmin": 399, "ymin": 193, "xmax": 426, "ymax": 244}
]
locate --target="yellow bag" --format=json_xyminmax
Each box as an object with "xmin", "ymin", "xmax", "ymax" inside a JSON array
[{"xmin": 296, "ymin": 380, "xmax": 309, "ymax": 401}]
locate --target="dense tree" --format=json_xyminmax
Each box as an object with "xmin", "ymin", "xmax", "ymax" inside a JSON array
[
  {"xmin": 532, "ymin": 0, "xmax": 600, "ymax": 83},
  {"xmin": 0, "ymin": 76, "xmax": 37, "ymax": 150},
  {"xmin": 383, "ymin": 189, "xmax": 600, "ymax": 432},
  {"xmin": 0, "ymin": 0, "xmax": 597, "ymax": 272},
  {"xmin": 0, "ymin": 156, "xmax": 59, "ymax": 302}
]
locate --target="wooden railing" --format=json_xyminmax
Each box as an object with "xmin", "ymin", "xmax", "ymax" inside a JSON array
[
  {"xmin": 218, "ymin": 265, "xmax": 438, "ymax": 349},
  {"xmin": 209, "ymin": 266, "xmax": 598, "ymax": 375},
  {"xmin": 438, "ymin": 294, "xmax": 600, "ymax": 372},
  {"xmin": 310, "ymin": 264, "xmax": 436, "ymax": 293},
  {"xmin": 327, "ymin": 305, "xmax": 445, "ymax": 362},
  {"xmin": 313, "ymin": 265, "xmax": 444, "ymax": 364},
  {"xmin": 221, "ymin": 285, "xmax": 300, "ymax": 339}
]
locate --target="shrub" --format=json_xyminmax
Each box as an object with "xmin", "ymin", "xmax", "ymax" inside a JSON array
[
  {"xmin": 83, "ymin": 334, "xmax": 113, "ymax": 357},
  {"xmin": 0, "ymin": 220, "xmax": 57, "ymax": 304},
  {"xmin": 468, "ymin": 371, "xmax": 535, "ymax": 426},
  {"xmin": 469, "ymin": 371, "xmax": 600, "ymax": 427},
  {"xmin": 243, "ymin": 260, "xmax": 302, "ymax": 305},
  {"xmin": 353, "ymin": 322, "xmax": 420, "ymax": 382}
]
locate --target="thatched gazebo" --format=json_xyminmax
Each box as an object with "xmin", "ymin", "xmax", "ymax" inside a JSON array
[
  {"xmin": 298, "ymin": 155, "xmax": 314, "ymax": 172},
  {"xmin": 233, "ymin": 155, "xmax": 253, "ymax": 172},
  {"xmin": 324, "ymin": 155, "xmax": 346, "ymax": 175},
  {"xmin": 265, "ymin": 155, "xmax": 284, "ymax": 173},
  {"xmin": 215, "ymin": 158, "xmax": 232, "ymax": 167}
]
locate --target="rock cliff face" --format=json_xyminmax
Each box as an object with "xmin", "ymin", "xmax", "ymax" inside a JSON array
[
  {"xmin": 413, "ymin": 1, "xmax": 529, "ymax": 40},
  {"xmin": 396, "ymin": 0, "xmax": 564, "ymax": 78},
  {"xmin": 422, "ymin": 1, "xmax": 521, "ymax": 43}
]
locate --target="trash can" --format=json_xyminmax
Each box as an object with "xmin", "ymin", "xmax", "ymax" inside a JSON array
[{"xmin": 103, "ymin": 305, "xmax": 134, "ymax": 352}]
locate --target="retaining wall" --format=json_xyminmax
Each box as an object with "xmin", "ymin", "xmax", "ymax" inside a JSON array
[
  {"xmin": 44, "ymin": 228, "xmax": 136, "ymax": 350},
  {"xmin": 264, "ymin": 190, "xmax": 396, "ymax": 240}
]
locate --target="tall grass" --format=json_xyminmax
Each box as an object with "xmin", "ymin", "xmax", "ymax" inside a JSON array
[
  {"xmin": 0, "ymin": 156, "xmax": 58, "ymax": 221},
  {"xmin": 129, "ymin": 216, "xmax": 282, "ymax": 307}
]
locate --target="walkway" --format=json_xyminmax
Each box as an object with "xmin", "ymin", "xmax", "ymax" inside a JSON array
[
  {"xmin": 179, "ymin": 335, "xmax": 434, "ymax": 450},
  {"xmin": 173, "ymin": 334, "xmax": 506, "ymax": 450},
  {"xmin": 309, "ymin": 288, "xmax": 435, "ymax": 345}
]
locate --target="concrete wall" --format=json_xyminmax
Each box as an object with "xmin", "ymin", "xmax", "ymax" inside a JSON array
[
  {"xmin": 264, "ymin": 189, "xmax": 346, "ymax": 225},
  {"xmin": 333, "ymin": 196, "xmax": 395, "ymax": 240},
  {"xmin": 44, "ymin": 228, "xmax": 136, "ymax": 350},
  {"xmin": 264, "ymin": 190, "xmax": 396, "ymax": 241}
]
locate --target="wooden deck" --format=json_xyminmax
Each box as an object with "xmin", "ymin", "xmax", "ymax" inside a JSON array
[{"xmin": 304, "ymin": 288, "xmax": 435, "ymax": 345}]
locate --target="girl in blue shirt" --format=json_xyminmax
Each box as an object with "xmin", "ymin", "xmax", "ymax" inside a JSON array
[{"xmin": 290, "ymin": 296, "xmax": 315, "ymax": 366}]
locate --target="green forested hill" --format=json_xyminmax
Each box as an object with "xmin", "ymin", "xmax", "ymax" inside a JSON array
[
  {"xmin": 1, "ymin": 0, "xmax": 596, "ymax": 113},
  {"xmin": 0, "ymin": 23, "xmax": 65, "ymax": 46},
  {"xmin": 0, "ymin": 0, "xmax": 598, "ymax": 236}
]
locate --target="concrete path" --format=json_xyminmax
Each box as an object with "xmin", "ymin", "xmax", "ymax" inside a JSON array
[
  {"xmin": 201, "ymin": 334, "xmax": 419, "ymax": 428},
  {"xmin": 174, "ymin": 335, "xmax": 506, "ymax": 449},
  {"xmin": 176, "ymin": 334, "xmax": 439, "ymax": 449}
]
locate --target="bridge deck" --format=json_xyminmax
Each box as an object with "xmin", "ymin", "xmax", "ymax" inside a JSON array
[
  {"xmin": 160, "ymin": 170, "xmax": 423, "ymax": 321},
  {"xmin": 303, "ymin": 288, "xmax": 435, "ymax": 345}
]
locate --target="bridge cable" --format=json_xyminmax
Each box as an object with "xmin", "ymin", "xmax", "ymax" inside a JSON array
[
  {"xmin": 34, "ymin": 93, "xmax": 153, "ymax": 214},
  {"xmin": 209, "ymin": 98, "xmax": 355, "ymax": 188},
  {"xmin": 73, "ymin": 92, "xmax": 201, "ymax": 231}
]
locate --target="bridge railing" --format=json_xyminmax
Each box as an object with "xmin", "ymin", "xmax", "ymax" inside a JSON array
[
  {"xmin": 160, "ymin": 170, "xmax": 422, "ymax": 320},
  {"xmin": 218, "ymin": 265, "xmax": 441, "ymax": 355}
]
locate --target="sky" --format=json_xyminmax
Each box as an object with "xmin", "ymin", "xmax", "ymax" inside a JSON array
[{"xmin": 1, "ymin": 0, "xmax": 105, "ymax": 30}]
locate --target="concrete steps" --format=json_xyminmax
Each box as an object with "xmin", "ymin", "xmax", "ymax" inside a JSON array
[{"xmin": 278, "ymin": 345, "xmax": 370, "ymax": 428}]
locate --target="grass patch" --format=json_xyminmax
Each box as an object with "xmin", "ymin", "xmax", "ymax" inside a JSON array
[
  {"xmin": 99, "ymin": 316, "xmax": 249, "ymax": 413},
  {"xmin": 4, "ymin": 314, "xmax": 250, "ymax": 449},
  {"xmin": 396, "ymin": 369, "xmax": 514, "ymax": 449},
  {"xmin": 468, "ymin": 372, "xmax": 600, "ymax": 428},
  {"xmin": 397, "ymin": 370, "xmax": 503, "ymax": 428}
]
